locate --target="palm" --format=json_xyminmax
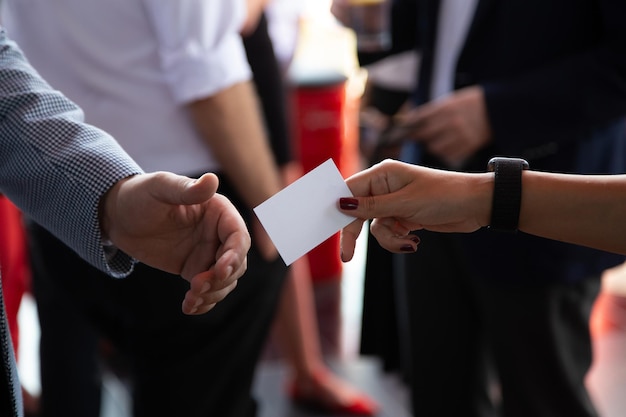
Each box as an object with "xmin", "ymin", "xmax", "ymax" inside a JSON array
[{"xmin": 103, "ymin": 172, "xmax": 249, "ymax": 281}]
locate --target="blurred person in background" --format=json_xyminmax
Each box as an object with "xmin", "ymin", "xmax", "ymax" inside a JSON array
[
  {"xmin": 333, "ymin": 1, "xmax": 626, "ymax": 416},
  {"xmin": 243, "ymin": 1, "xmax": 377, "ymax": 414},
  {"xmin": 0, "ymin": 26, "xmax": 250, "ymax": 417},
  {"xmin": 2, "ymin": 1, "xmax": 288, "ymax": 416}
]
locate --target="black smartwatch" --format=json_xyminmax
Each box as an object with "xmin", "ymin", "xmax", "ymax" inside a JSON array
[{"xmin": 487, "ymin": 157, "xmax": 529, "ymax": 232}]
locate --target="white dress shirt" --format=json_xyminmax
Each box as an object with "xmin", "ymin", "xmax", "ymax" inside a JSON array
[
  {"xmin": 430, "ymin": 0, "xmax": 478, "ymax": 100},
  {"xmin": 2, "ymin": 0, "xmax": 252, "ymax": 175}
]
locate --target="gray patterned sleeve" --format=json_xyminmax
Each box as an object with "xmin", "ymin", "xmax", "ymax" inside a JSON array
[{"xmin": 0, "ymin": 28, "xmax": 143, "ymax": 277}]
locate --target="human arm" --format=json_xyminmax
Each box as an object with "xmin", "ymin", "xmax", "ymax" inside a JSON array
[
  {"xmin": 392, "ymin": 2, "xmax": 626, "ymax": 167},
  {"xmin": 393, "ymin": 86, "xmax": 492, "ymax": 167},
  {"xmin": 144, "ymin": 0, "xmax": 283, "ymax": 261},
  {"xmin": 0, "ymin": 29, "xmax": 249, "ymax": 315},
  {"xmin": 338, "ymin": 159, "xmax": 626, "ymax": 260},
  {"xmin": 188, "ymin": 82, "xmax": 282, "ymax": 210},
  {"xmin": 0, "ymin": 28, "xmax": 141, "ymax": 276},
  {"xmin": 187, "ymin": 81, "xmax": 282, "ymax": 263},
  {"xmin": 477, "ymin": 1, "xmax": 626, "ymax": 155}
]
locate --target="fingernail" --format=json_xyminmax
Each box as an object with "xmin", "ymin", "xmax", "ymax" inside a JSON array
[
  {"xmin": 340, "ymin": 198, "xmax": 359, "ymax": 210},
  {"xmin": 193, "ymin": 297, "xmax": 203, "ymax": 308},
  {"xmin": 401, "ymin": 244, "xmax": 416, "ymax": 252},
  {"xmin": 200, "ymin": 281, "xmax": 211, "ymax": 293},
  {"xmin": 410, "ymin": 236, "xmax": 421, "ymax": 244}
]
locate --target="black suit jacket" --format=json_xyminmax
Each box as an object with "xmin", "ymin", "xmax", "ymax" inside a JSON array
[{"xmin": 390, "ymin": 0, "xmax": 626, "ymax": 283}]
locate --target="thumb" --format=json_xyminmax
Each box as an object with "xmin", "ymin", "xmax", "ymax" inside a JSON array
[
  {"xmin": 152, "ymin": 172, "xmax": 219, "ymax": 205},
  {"xmin": 183, "ymin": 173, "xmax": 219, "ymax": 204}
]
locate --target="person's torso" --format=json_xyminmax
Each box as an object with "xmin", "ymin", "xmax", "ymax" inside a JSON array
[
  {"xmin": 412, "ymin": 0, "xmax": 626, "ymax": 280},
  {"xmin": 1, "ymin": 0, "xmax": 248, "ymax": 175}
]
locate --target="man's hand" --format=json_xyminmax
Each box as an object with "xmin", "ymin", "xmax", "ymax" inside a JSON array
[
  {"xmin": 100, "ymin": 172, "xmax": 250, "ymax": 315},
  {"xmin": 398, "ymin": 86, "xmax": 492, "ymax": 167}
]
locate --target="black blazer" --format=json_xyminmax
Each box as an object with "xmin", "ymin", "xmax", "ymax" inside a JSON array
[{"xmin": 390, "ymin": 0, "xmax": 626, "ymax": 283}]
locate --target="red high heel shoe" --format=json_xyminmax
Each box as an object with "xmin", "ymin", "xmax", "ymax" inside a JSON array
[{"xmin": 287, "ymin": 370, "xmax": 379, "ymax": 416}]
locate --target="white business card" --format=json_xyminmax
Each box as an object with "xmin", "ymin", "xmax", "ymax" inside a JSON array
[{"xmin": 253, "ymin": 159, "xmax": 355, "ymax": 265}]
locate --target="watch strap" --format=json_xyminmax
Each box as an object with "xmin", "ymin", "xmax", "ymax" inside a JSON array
[{"xmin": 488, "ymin": 157, "xmax": 529, "ymax": 232}]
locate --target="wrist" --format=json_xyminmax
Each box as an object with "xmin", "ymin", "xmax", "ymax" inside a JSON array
[
  {"xmin": 473, "ymin": 172, "xmax": 495, "ymax": 229},
  {"xmin": 98, "ymin": 176, "xmax": 134, "ymax": 245}
]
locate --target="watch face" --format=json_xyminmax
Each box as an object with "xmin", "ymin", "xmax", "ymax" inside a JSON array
[{"xmin": 487, "ymin": 157, "xmax": 529, "ymax": 172}]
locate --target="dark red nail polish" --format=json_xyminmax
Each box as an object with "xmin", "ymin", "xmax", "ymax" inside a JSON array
[
  {"xmin": 340, "ymin": 197, "xmax": 359, "ymax": 210},
  {"xmin": 410, "ymin": 235, "xmax": 421, "ymax": 244},
  {"xmin": 401, "ymin": 244, "xmax": 416, "ymax": 252}
]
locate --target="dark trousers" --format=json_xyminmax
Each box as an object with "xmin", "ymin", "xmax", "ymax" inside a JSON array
[
  {"xmin": 400, "ymin": 231, "xmax": 600, "ymax": 417},
  {"xmin": 0, "ymin": 278, "xmax": 21, "ymax": 417},
  {"xmin": 28, "ymin": 219, "xmax": 287, "ymax": 417}
]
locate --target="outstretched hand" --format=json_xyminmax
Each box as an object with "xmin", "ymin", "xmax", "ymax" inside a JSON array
[
  {"xmin": 338, "ymin": 159, "xmax": 492, "ymax": 261},
  {"xmin": 100, "ymin": 172, "xmax": 250, "ymax": 315}
]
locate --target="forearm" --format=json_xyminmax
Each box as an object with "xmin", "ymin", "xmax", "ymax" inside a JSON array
[
  {"xmin": 518, "ymin": 171, "xmax": 626, "ymax": 255},
  {"xmin": 0, "ymin": 30, "xmax": 140, "ymax": 276},
  {"xmin": 188, "ymin": 81, "xmax": 282, "ymax": 208}
]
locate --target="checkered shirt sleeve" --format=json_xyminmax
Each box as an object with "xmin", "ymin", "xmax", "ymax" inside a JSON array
[{"xmin": 0, "ymin": 29, "xmax": 143, "ymax": 277}]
